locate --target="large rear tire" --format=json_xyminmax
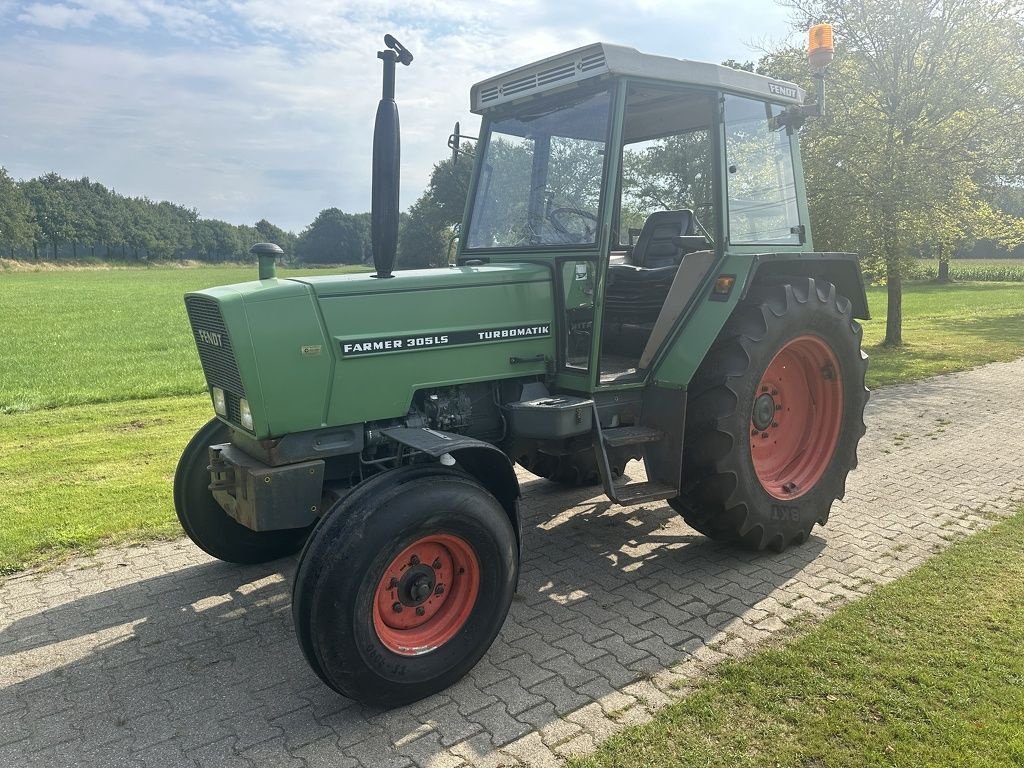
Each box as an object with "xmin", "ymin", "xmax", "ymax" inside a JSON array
[
  {"xmin": 174, "ymin": 418, "xmax": 312, "ymax": 564},
  {"xmin": 670, "ymin": 279, "xmax": 868, "ymax": 551},
  {"xmin": 292, "ymin": 465, "xmax": 517, "ymax": 707},
  {"xmin": 517, "ymin": 445, "xmax": 636, "ymax": 487}
]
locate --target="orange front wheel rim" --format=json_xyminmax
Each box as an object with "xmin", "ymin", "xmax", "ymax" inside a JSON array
[{"xmin": 372, "ymin": 533, "xmax": 480, "ymax": 656}]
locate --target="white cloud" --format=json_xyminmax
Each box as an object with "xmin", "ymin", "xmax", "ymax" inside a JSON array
[
  {"xmin": 3, "ymin": 0, "xmax": 795, "ymax": 231},
  {"xmin": 18, "ymin": 3, "xmax": 97, "ymax": 28}
]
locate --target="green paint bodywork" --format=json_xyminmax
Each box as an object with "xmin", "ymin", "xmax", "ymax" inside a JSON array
[{"xmin": 187, "ymin": 265, "xmax": 554, "ymax": 439}]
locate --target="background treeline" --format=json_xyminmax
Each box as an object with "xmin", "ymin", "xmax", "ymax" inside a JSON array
[{"xmin": 0, "ymin": 169, "xmax": 377, "ymax": 265}]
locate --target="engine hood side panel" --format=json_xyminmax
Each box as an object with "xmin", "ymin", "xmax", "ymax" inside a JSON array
[{"xmin": 317, "ymin": 271, "xmax": 555, "ymax": 425}]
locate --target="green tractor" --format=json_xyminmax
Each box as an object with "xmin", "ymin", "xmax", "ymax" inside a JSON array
[{"xmin": 176, "ymin": 29, "xmax": 867, "ymax": 707}]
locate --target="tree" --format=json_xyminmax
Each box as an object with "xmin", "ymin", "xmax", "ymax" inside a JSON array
[
  {"xmin": 777, "ymin": 0, "xmax": 1024, "ymax": 345},
  {"xmin": 254, "ymin": 218, "xmax": 295, "ymax": 256},
  {"xmin": 193, "ymin": 219, "xmax": 243, "ymax": 261},
  {"xmin": 296, "ymin": 208, "xmax": 370, "ymax": 264},
  {"xmin": 398, "ymin": 147, "xmax": 473, "ymax": 268},
  {"xmin": 0, "ymin": 168, "xmax": 36, "ymax": 255},
  {"xmin": 22, "ymin": 173, "xmax": 79, "ymax": 260}
]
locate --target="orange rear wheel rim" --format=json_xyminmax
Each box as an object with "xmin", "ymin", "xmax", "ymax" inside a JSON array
[{"xmin": 750, "ymin": 335, "xmax": 843, "ymax": 500}]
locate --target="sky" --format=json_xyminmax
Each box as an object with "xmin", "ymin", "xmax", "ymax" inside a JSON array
[{"xmin": 0, "ymin": 0, "xmax": 798, "ymax": 232}]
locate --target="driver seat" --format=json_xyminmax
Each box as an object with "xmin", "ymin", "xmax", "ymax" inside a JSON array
[
  {"xmin": 630, "ymin": 209, "xmax": 693, "ymax": 267},
  {"xmin": 604, "ymin": 209, "xmax": 694, "ymax": 325}
]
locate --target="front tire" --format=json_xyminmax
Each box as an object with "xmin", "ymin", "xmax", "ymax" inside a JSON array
[
  {"xmin": 174, "ymin": 418, "xmax": 312, "ymax": 564},
  {"xmin": 671, "ymin": 279, "xmax": 868, "ymax": 551},
  {"xmin": 292, "ymin": 465, "xmax": 517, "ymax": 707}
]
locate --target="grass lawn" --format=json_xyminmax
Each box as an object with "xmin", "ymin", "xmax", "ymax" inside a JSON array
[
  {"xmin": 0, "ymin": 395, "xmax": 211, "ymax": 574},
  {"xmin": 0, "ymin": 264, "xmax": 363, "ymax": 413},
  {"xmin": 862, "ymin": 282, "xmax": 1024, "ymax": 387},
  {"xmin": 574, "ymin": 508, "xmax": 1024, "ymax": 768}
]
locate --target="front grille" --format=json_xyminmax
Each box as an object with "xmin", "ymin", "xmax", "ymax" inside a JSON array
[{"xmin": 184, "ymin": 295, "xmax": 246, "ymax": 408}]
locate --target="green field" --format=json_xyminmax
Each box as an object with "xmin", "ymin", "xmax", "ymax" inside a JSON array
[
  {"xmin": 1, "ymin": 268, "xmax": 1023, "ymax": 572},
  {"xmin": 0, "ymin": 265, "xmax": 363, "ymax": 413},
  {"xmin": 907, "ymin": 257, "xmax": 1024, "ymax": 282},
  {"xmin": 574, "ymin": 508, "xmax": 1024, "ymax": 768}
]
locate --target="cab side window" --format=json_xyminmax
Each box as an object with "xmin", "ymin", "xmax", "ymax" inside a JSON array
[{"xmin": 723, "ymin": 95, "xmax": 802, "ymax": 245}]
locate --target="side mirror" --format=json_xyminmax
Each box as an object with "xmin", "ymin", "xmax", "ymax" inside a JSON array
[{"xmin": 447, "ymin": 121, "xmax": 478, "ymax": 165}]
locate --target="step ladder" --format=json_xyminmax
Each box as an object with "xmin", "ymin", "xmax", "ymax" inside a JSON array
[{"xmin": 592, "ymin": 386, "xmax": 686, "ymax": 506}]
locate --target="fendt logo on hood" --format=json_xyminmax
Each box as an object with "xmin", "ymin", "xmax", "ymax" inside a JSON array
[{"xmin": 198, "ymin": 329, "xmax": 224, "ymax": 347}]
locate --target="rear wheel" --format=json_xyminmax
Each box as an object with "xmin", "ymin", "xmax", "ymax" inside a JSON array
[
  {"xmin": 292, "ymin": 465, "xmax": 517, "ymax": 707},
  {"xmin": 671, "ymin": 279, "xmax": 868, "ymax": 551},
  {"xmin": 174, "ymin": 418, "xmax": 312, "ymax": 564},
  {"xmin": 517, "ymin": 445, "xmax": 636, "ymax": 487}
]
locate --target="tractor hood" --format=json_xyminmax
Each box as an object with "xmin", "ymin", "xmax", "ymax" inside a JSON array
[{"xmin": 185, "ymin": 264, "xmax": 555, "ymax": 439}]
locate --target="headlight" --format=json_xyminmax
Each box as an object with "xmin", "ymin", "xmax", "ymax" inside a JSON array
[
  {"xmin": 239, "ymin": 398, "xmax": 254, "ymax": 431},
  {"xmin": 212, "ymin": 387, "xmax": 227, "ymax": 416}
]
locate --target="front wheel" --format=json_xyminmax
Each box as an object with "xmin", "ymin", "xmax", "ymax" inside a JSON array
[
  {"xmin": 292, "ymin": 465, "xmax": 518, "ymax": 707},
  {"xmin": 671, "ymin": 278, "xmax": 868, "ymax": 551},
  {"xmin": 174, "ymin": 418, "xmax": 312, "ymax": 564}
]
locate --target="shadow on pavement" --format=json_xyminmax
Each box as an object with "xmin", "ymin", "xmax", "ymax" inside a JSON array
[{"xmin": 1, "ymin": 474, "xmax": 826, "ymax": 766}]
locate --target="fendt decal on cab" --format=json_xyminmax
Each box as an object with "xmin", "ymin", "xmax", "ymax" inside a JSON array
[
  {"xmin": 768, "ymin": 82, "xmax": 799, "ymax": 99},
  {"xmin": 340, "ymin": 324, "xmax": 551, "ymax": 357}
]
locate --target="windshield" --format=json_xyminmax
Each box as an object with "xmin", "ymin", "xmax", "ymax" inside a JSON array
[{"xmin": 466, "ymin": 88, "xmax": 611, "ymax": 249}]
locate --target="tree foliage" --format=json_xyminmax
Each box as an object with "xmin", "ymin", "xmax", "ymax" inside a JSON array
[
  {"xmin": 397, "ymin": 147, "xmax": 473, "ymax": 268},
  {"xmin": 0, "ymin": 168, "xmax": 36, "ymax": 251},
  {"xmin": 0, "ymin": 170, "xmax": 296, "ymax": 263},
  {"xmin": 772, "ymin": 0, "xmax": 1024, "ymax": 344},
  {"xmin": 295, "ymin": 208, "xmax": 371, "ymax": 264}
]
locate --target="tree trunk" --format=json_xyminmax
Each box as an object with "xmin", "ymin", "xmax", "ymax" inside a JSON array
[
  {"xmin": 884, "ymin": 265, "xmax": 903, "ymax": 346},
  {"xmin": 934, "ymin": 243, "xmax": 951, "ymax": 283}
]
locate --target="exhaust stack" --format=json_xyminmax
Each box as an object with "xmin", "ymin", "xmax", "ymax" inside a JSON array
[{"xmin": 371, "ymin": 34, "xmax": 413, "ymax": 279}]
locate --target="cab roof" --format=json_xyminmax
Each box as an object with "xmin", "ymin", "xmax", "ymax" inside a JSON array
[{"xmin": 470, "ymin": 42, "xmax": 806, "ymax": 114}]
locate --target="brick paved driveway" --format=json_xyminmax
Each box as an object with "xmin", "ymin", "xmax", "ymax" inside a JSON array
[{"xmin": 3, "ymin": 358, "xmax": 1024, "ymax": 768}]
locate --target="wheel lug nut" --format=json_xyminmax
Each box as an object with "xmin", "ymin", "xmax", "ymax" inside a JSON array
[
  {"xmin": 415, "ymin": 606, "xmax": 425, "ymax": 616},
  {"xmin": 432, "ymin": 558, "xmax": 442, "ymax": 569},
  {"xmin": 410, "ymin": 555, "xmax": 420, "ymax": 566},
  {"xmin": 434, "ymin": 585, "xmax": 444, "ymax": 595},
  {"xmin": 392, "ymin": 602, "xmax": 402, "ymax": 613},
  {"xmin": 388, "ymin": 577, "xmax": 399, "ymax": 589}
]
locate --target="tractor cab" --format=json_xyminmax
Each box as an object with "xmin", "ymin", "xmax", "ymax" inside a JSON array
[{"xmin": 460, "ymin": 44, "xmax": 812, "ymax": 389}]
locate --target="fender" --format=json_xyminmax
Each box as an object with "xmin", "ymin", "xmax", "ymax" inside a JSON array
[
  {"xmin": 381, "ymin": 427, "xmax": 522, "ymax": 552},
  {"xmin": 745, "ymin": 252, "xmax": 870, "ymax": 320}
]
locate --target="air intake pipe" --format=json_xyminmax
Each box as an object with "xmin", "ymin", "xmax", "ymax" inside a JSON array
[{"xmin": 371, "ymin": 34, "xmax": 413, "ymax": 279}]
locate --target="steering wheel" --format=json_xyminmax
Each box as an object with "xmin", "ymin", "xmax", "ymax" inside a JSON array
[{"xmin": 548, "ymin": 207, "xmax": 598, "ymax": 242}]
